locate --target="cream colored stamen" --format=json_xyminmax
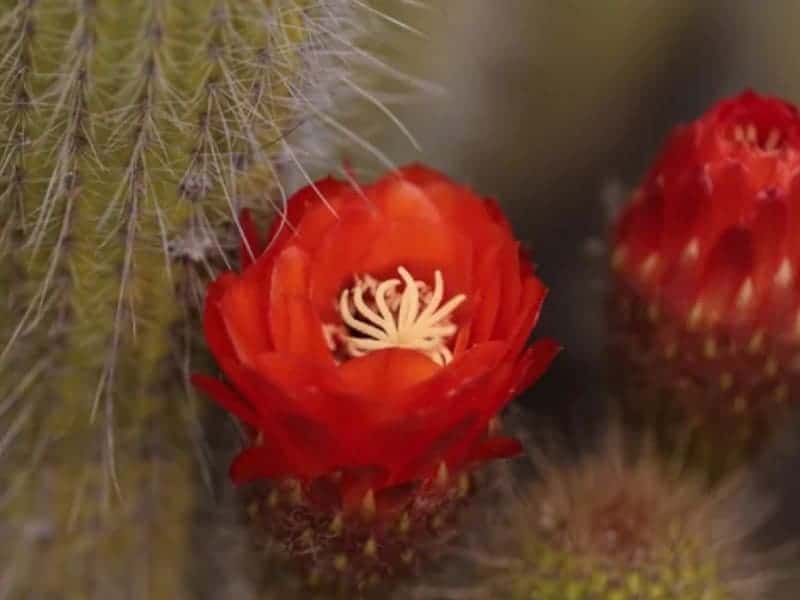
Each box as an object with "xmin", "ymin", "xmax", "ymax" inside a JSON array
[{"xmin": 333, "ymin": 266, "xmax": 466, "ymax": 366}]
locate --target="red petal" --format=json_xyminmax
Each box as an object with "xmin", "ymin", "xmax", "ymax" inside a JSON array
[
  {"xmin": 468, "ymin": 242, "xmax": 504, "ymax": 343},
  {"xmin": 786, "ymin": 174, "xmax": 800, "ymax": 263},
  {"xmin": 506, "ymin": 276, "xmax": 548, "ymax": 358},
  {"xmin": 707, "ymin": 162, "xmax": 752, "ymax": 241},
  {"xmin": 422, "ymin": 180, "xmax": 502, "ymax": 249},
  {"xmin": 393, "ymin": 165, "xmax": 507, "ymax": 250},
  {"xmin": 438, "ymin": 366, "xmax": 516, "ymax": 469},
  {"xmin": 338, "ymin": 348, "xmax": 441, "ymax": 400},
  {"xmin": 203, "ymin": 273, "xmax": 239, "ymax": 364},
  {"xmin": 492, "ymin": 241, "xmax": 525, "ymax": 340},
  {"xmin": 371, "ymin": 177, "xmax": 441, "ymax": 222},
  {"xmin": 482, "ymin": 197, "xmax": 514, "ymax": 232},
  {"xmin": 224, "ymin": 354, "xmax": 368, "ymax": 470},
  {"xmin": 292, "ymin": 189, "xmax": 375, "ymax": 257},
  {"xmin": 310, "ymin": 216, "xmax": 473, "ymax": 322},
  {"xmin": 512, "ymin": 338, "xmax": 561, "ymax": 394},
  {"xmin": 393, "ymin": 163, "xmax": 452, "ymax": 188},
  {"xmin": 376, "ymin": 344, "xmax": 513, "ymax": 480},
  {"xmin": 252, "ymin": 352, "xmax": 368, "ymax": 429},
  {"xmin": 698, "ymin": 226, "xmax": 755, "ymax": 323},
  {"xmin": 358, "ymin": 220, "xmax": 473, "ymax": 299},
  {"xmin": 394, "ymin": 413, "xmax": 483, "ymax": 482},
  {"xmin": 308, "ymin": 211, "xmax": 382, "ymax": 321},
  {"xmin": 216, "ymin": 358, "xmax": 308, "ymax": 438},
  {"xmin": 264, "ymin": 177, "xmax": 355, "ymax": 252},
  {"xmin": 661, "ymin": 167, "xmax": 708, "ymax": 265},
  {"xmin": 217, "ymin": 358, "xmax": 322, "ymax": 446},
  {"xmin": 395, "ymin": 342, "xmax": 507, "ymax": 414},
  {"xmin": 389, "ymin": 355, "xmax": 521, "ymax": 480},
  {"xmin": 219, "ymin": 275, "xmax": 271, "ymax": 368},
  {"xmin": 253, "ymin": 351, "xmax": 345, "ymax": 394},
  {"xmin": 269, "ymin": 247, "xmax": 332, "ymax": 361},
  {"xmin": 272, "ymin": 411, "xmax": 342, "ymax": 475},
  {"xmin": 750, "ymin": 195, "xmax": 788, "ymax": 300},
  {"xmin": 219, "ymin": 361, "xmax": 350, "ymax": 481},
  {"xmin": 511, "ymin": 338, "xmax": 561, "ymax": 395}
]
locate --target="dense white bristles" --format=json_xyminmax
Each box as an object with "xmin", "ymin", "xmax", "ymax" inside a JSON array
[{"xmin": 407, "ymin": 428, "xmax": 788, "ymax": 600}]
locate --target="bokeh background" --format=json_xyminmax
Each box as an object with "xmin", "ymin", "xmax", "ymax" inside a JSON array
[{"xmin": 349, "ymin": 0, "xmax": 800, "ymax": 580}]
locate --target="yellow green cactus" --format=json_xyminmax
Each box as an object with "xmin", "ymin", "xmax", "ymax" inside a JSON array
[{"xmin": 0, "ymin": 1, "xmax": 416, "ymax": 597}]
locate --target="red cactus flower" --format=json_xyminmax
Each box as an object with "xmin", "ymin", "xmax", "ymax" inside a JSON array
[
  {"xmin": 612, "ymin": 90, "xmax": 800, "ymax": 451},
  {"xmin": 192, "ymin": 164, "xmax": 558, "ymax": 586}
]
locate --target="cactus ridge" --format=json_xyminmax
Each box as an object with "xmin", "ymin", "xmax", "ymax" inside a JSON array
[{"xmin": 0, "ymin": 1, "xmax": 421, "ymax": 597}]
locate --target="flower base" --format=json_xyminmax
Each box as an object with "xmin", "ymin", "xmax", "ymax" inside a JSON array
[
  {"xmin": 610, "ymin": 280, "xmax": 797, "ymax": 474},
  {"xmin": 246, "ymin": 468, "xmax": 473, "ymax": 594}
]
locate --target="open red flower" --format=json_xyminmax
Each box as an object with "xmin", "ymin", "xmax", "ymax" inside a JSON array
[
  {"xmin": 193, "ymin": 164, "xmax": 557, "ymax": 510},
  {"xmin": 612, "ymin": 90, "xmax": 800, "ymax": 450}
]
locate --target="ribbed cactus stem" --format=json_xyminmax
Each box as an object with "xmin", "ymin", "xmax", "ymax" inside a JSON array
[{"xmin": 0, "ymin": 1, "xmax": 407, "ymax": 596}]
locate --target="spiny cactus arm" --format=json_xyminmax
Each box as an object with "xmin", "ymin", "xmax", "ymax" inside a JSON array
[
  {"xmin": 0, "ymin": 1, "xmax": 33, "ymax": 400},
  {"xmin": 0, "ymin": 0, "xmax": 33, "ymax": 240},
  {"xmin": 0, "ymin": 0, "xmax": 321, "ymax": 597},
  {"xmin": 1, "ymin": 0, "xmax": 425, "ymax": 597}
]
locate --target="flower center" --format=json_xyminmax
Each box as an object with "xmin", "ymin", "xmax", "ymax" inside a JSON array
[{"xmin": 324, "ymin": 267, "xmax": 466, "ymax": 366}]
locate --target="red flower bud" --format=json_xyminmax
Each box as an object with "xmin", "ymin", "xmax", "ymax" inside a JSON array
[{"xmin": 612, "ymin": 90, "xmax": 800, "ymax": 454}]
